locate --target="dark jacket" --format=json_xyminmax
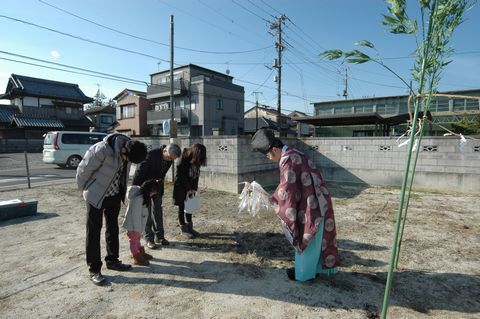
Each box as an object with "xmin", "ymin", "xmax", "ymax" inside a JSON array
[
  {"xmin": 132, "ymin": 145, "xmax": 173, "ymax": 194},
  {"xmin": 173, "ymin": 153, "xmax": 200, "ymax": 206},
  {"xmin": 76, "ymin": 133, "xmax": 130, "ymax": 209}
]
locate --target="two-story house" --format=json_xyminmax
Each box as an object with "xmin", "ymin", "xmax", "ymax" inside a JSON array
[
  {"xmin": 113, "ymin": 89, "xmax": 149, "ymax": 136},
  {"xmin": 243, "ymin": 105, "xmax": 292, "ymax": 135},
  {"xmin": 146, "ymin": 64, "xmax": 245, "ymax": 136},
  {"xmin": 84, "ymin": 105, "xmax": 116, "ymax": 133},
  {"xmin": 0, "ymin": 74, "xmax": 93, "ymax": 139}
]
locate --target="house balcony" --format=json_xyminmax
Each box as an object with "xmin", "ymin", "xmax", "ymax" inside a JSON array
[
  {"xmin": 147, "ymin": 79, "xmax": 187, "ymax": 99},
  {"xmin": 147, "ymin": 108, "xmax": 189, "ymax": 125}
]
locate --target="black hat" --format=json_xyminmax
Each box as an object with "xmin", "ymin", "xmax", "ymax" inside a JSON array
[{"xmin": 251, "ymin": 129, "xmax": 275, "ymax": 154}]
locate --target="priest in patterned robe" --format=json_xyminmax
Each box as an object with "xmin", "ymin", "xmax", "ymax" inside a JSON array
[{"xmin": 251, "ymin": 129, "xmax": 340, "ymax": 281}]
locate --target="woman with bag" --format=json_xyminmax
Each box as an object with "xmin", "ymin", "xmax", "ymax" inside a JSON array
[
  {"xmin": 173, "ymin": 144, "xmax": 207, "ymax": 239},
  {"xmin": 122, "ymin": 179, "xmax": 161, "ymax": 266}
]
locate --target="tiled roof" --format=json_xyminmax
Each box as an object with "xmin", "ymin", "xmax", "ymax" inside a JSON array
[
  {"xmin": 0, "ymin": 106, "xmax": 19, "ymax": 123},
  {"xmin": 11, "ymin": 115, "xmax": 65, "ymax": 128},
  {"xmin": 4, "ymin": 74, "xmax": 93, "ymax": 103},
  {"xmin": 62, "ymin": 117, "xmax": 94, "ymax": 127},
  {"xmin": 244, "ymin": 117, "xmax": 278, "ymax": 132},
  {"xmin": 84, "ymin": 105, "xmax": 116, "ymax": 115}
]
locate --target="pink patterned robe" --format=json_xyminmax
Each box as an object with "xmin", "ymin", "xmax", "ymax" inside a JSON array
[{"xmin": 272, "ymin": 147, "xmax": 340, "ymax": 269}]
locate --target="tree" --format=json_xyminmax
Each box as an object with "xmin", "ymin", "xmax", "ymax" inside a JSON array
[
  {"xmin": 85, "ymin": 88, "xmax": 116, "ymax": 110},
  {"xmin": 452, "ymin": 115, "xmax": 480, "ymax": 135}
]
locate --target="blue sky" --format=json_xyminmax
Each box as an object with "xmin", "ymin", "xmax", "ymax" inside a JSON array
[{"xmin": 1, "ymin": 0, "xmax": 479, "ymax": 114}]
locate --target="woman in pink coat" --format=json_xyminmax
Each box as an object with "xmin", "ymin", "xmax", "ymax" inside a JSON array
[{"xmin": 251, "ymin": 129, "xmax": 340, "ymax": 281}]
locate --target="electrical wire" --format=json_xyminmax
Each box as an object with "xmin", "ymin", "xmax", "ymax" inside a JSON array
[
  {"xmin": 0, "ymin": 14, "xmax": 172, "ymax": 63},
  {"xmin": 156, "ymin": 0, "xmax": 265, "ymax": 48},
  {"xmin": 231, "ymin": 0, "xmax": 270, "ymax": 23},
  {"xmin": 37, "ymin": 0, "xmax": 271, "ymax": 55}
]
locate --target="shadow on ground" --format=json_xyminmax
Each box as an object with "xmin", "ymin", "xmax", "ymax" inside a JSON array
[
  {"xmin": 109, "ymin": 257, "xmax": 480, "ymax": 315},
  {"xmin": 0, "ymin": 211, "xmax": 58, "ymax": 227}
]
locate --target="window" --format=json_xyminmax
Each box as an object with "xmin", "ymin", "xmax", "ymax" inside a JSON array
[
  {"xmin": 216, "ymin": 99, "xmax": 223, "ymax": 110},
  {"xmin": 120, "ymin": 104, "xmax": 135, "ymax": 118},
  {"xmin": 236, "ymin": 101, "xmax": 240, "ymax": 113},
  {"xmin": 65, "ymin": 107, "xmax": 72, "ymax": 114},
  {"xmin": 176, "ymin": 100, "xmax": 185, "ymax": 109},
  {"xmin": 101, "ymin": 115, "xmax": 113, "ymax": 124}
]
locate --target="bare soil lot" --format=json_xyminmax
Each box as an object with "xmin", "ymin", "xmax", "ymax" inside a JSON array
[{"xmin": 0, "ymin": 181, "xmax": 478, "ymax": 319}]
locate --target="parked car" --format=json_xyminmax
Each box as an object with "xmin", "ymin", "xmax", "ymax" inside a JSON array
[{"xmin": 42, "ymin": 131, "xmax": 107, "ymax": 168}]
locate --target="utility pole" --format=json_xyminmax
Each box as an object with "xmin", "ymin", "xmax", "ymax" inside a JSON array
[
  {"xmin": 169, "ymin": 15, "xmax": 176, "ymax": 139},
  {"xmin": 252, "ymin": 91, "xmax": 262, "ymax": 131},
  {"xmin": 169, "ymin": 15, "xmax": 176, "ymax": 182},
  {"xmin": 343, "ymin": 68, "xmax": 348, "ymax": 100},
  {"xmin": 270, "ymin": 15, "xmax": 286, "ymax": 136}
]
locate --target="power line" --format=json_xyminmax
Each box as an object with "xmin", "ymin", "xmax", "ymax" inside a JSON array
[
  {"xmin": 0, "ymin": 14, "xmax": 172, "ymax": 63},
  {"xmin": 251, "ymin": 69, "xmax": 275, "ymax": 92},
  {"xmin": 196, "ymin": 0, "xmax": 268, "ymax": 43},
  {"xmin": 246, "ymin": 0, "xmax": 275, "ymax": 19},
  {"xmin": 37, "ymin": 0, "xmax": 271, "ymax": 55},
  {"xmin": 231, "ymin": 0, "xmax": 270, "ymax": 23},
  {"xmin": 0, "ymin": 57, "xmax": 145, "ymax": 86},
  {"xmin": 156, "ymin": 0, "xmax": 266, "ymax": 48},
  {"xmin": 0, "ymin": 49, "xmax": 316, "ymax": 107},
  {"xmin": 259, "ymin": 0, "xmax": 283, "ymax": 16},
  {"xmin": 0, "ymin": 50, "xmax": 148, "ymax": 85}
]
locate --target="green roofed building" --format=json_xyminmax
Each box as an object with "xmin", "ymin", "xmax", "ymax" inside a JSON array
[{"xmin": 295, "ymin": 88, "xmax": 480, "ymax": 137}]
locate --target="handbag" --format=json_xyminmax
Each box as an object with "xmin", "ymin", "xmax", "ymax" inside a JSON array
[{"xmin": 184, "ymin": 194, "xmax": 200, "ymax": 214}]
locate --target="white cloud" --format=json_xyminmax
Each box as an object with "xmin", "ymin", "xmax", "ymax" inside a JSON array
[{"xmin": 50, "ymin": 50, "xmax": 60, "ymax": 59}]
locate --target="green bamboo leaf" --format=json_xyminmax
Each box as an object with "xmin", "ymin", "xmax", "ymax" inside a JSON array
[
  {"xmin": 442, "ymin": 60, "xmax": 453, "ymax": 67},
  {"xmin": 319, "ymin": 49, "xmax": 344, "ymax": 60},
  {"xmin": 354, "ymin": 40, "xmax": 375, "ymax": 48},
  {"xmin": 346, "ymin": 57, "xmax": 370, "ymax": 64}
]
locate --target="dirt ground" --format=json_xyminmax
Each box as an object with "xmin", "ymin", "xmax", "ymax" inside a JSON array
[{"xmin": 0, "ymin": 179, "xmax": 479, "ymax": 319}]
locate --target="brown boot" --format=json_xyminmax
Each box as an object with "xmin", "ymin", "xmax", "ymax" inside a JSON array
[
  {"xmin": 187, "ymin": 222, "xmax": 200, "ymax": 238},
  {"xmin": 139, "ymin": 247, "xmax": 153, "ymax": 260},
  {"xmin": 180, "ymin": 224, "xmax": 194, "ymax": 239},
  {"xmin": 132, "ymin": 252, "xmax": 149, "ymax": 266}
]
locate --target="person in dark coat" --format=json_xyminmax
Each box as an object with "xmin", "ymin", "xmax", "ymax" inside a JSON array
[
  {"xmin": 132, "ymin": 144, "xmax": 181, "ymax": 249},
  {"xmin": 173, "ymin": 144, "xmax": 207, "ymax": 239}
]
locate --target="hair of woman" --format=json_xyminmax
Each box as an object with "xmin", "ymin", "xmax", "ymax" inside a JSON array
[{"xmin": 183, "ymin": 143, "xmax": 207, "ymax": 166}]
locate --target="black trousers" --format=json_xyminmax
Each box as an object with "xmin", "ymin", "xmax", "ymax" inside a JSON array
[
  {"xmin": 177, "ymin": 202, "xmax": 192, "ymax": 225},
  {"xmin": 86, "ymin": 194, "xmax": 121, "ymax": 273},
  {"xmin": 144, "ymin": 193, "xmax": 165, "ymax": 242}
]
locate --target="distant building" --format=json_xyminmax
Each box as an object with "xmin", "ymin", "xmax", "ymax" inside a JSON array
[
  {"xmin": 243, "ymin": 105, "xmax": 308, "ymax": 136},
  {"xmin": 0, "ymin": 74, "xmax": 93, "ymax": 139},
  {"xmin": 84, "ymin": 105, "xmax": 116, "ymax": 133},
  {"xmin": 146, "ymin": 64, "xmax": 244, "ymax": 136},
  {"xmin": 296, "ymin": 88, "xmax": 480, "ymax": 137},
  {"xmin": 112, "ymin": 89, "xmax": 149, "ymax": 136}
]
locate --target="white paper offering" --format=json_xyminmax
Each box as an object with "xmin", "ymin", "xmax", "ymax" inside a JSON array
[{"xmin": 238, "ymin": 181, "xmax": 272, "ymax": 217}]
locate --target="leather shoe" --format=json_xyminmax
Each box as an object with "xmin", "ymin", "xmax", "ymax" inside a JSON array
[
  {"xmin": 155, "ymin": 238, "xmax": 170, "ymax": 246},
  {"xmin": 106, "ymin": 261, "xmax": 132, "ymax": 272},
  {"xmin": 146, "ymin": 241, "xmax": 158, "ymax": 249},
  {"xmin": 90, "ymin": 272, "xmax": 105, "ymax": 286}
]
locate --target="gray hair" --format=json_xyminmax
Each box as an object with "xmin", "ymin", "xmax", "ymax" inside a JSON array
[{"xmin": 165, "ymin": 143, "xmax": 181, "ymax": 158}]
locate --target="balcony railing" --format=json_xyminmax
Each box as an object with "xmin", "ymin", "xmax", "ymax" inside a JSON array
[
  {"xmin": 147, "ymin": 79, "xmax": 187, "ymax": 99},
  {"xmin": 147, "ymin": 108, "xmax": 189, "ymax": 125}
]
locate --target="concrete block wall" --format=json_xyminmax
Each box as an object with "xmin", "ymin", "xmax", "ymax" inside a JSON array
[
  {"xmin": 290, "ymin": 136, "xmax": 480, "ymax": 193},
  {"xmin": 134, "ymin": 136, "xmax": 480, "ymax": 194}
]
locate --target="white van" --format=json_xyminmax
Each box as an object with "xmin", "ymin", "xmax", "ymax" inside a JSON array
[{"xmin": 42, "ymin": 131, "xmax": 107, "ymax": 168}]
